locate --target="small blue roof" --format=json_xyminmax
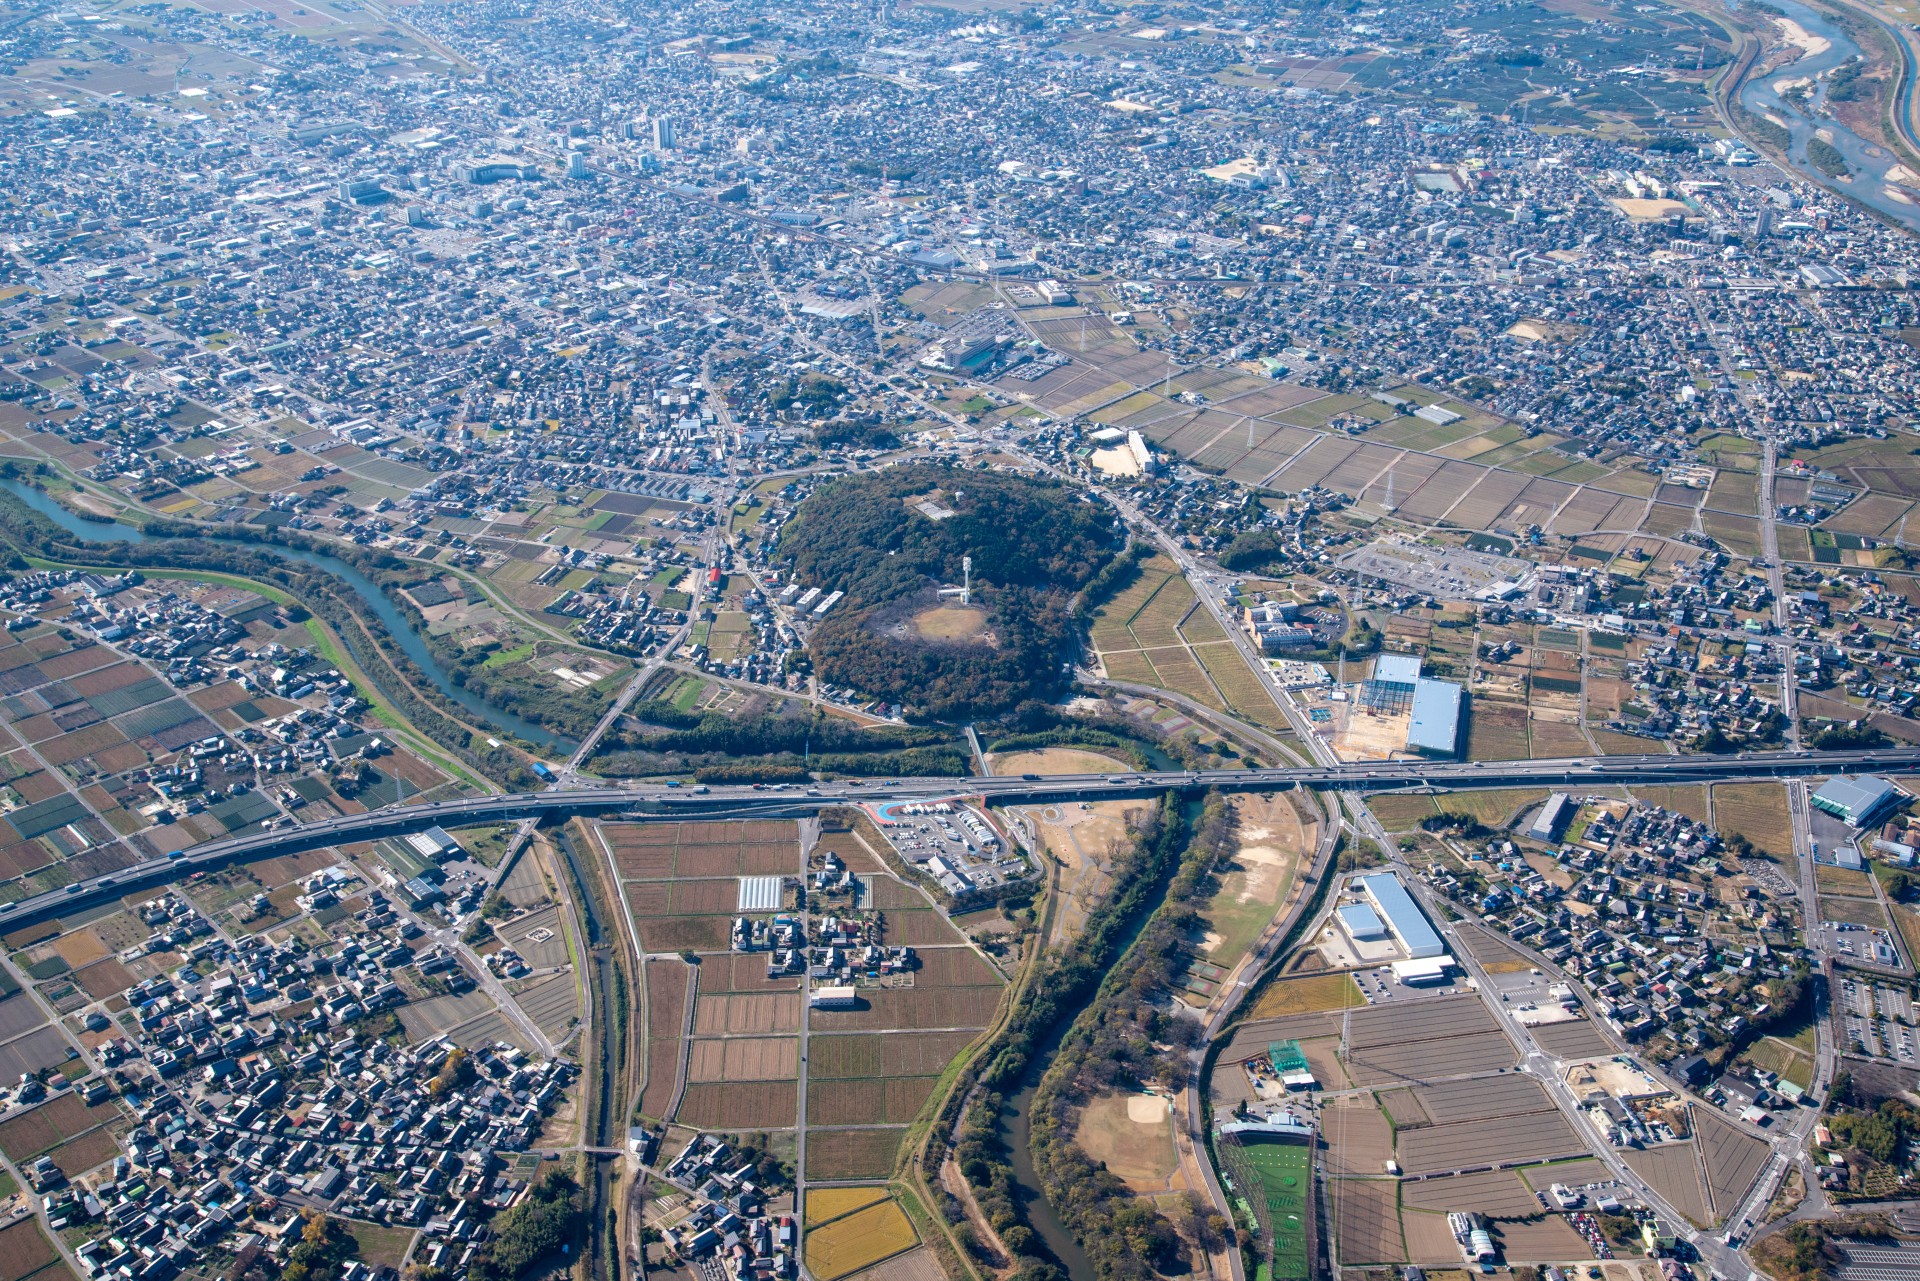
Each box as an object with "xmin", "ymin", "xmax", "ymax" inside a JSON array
[
  {"xmin": 1338, "ymin": 903, "xmax": 1387, "ymax": 938},
  {"xmin": 1372, "ymin": 654, "xmax": 1422, "ymax": 686}
]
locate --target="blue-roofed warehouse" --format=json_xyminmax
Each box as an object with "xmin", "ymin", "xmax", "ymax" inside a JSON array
[
  {"xmin": 1356, "ymin": 872, "xmax": 1445, "ymax": 959},
  {"xmin": 1337, "ymin": 903, "xmax": 1388, "ymax": 941},
  {"xmin": 1407, "ymin": 677, "xmax": 1463, "ymax": 758}
]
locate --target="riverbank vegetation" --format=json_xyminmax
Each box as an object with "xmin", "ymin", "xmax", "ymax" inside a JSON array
[
  {"xmin": 0, "ymin": 479, "xmax": 541, "ymax": 789},
  {"xmin": 1025, "ymin": 795, "xmax": 1239, "ymax": 1280},
  {"xmin": 932, "ymin": 794, "xmax": 1198, "ymax": 1281}
]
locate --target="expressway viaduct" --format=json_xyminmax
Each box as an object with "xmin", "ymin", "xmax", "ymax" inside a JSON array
[{"xmin": 9, "ymin": 745, "xmax": 1919, "ymax": 928}]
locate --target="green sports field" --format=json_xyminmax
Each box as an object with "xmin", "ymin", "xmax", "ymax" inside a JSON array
[{"xmin": 1226, "ymin": 1134, "xmax": 1313, "ymax": 1281}]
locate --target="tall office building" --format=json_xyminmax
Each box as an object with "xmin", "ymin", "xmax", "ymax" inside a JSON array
[{"xmin": 651, "ymin": 116, "xmax": 676, "ymax": 150}]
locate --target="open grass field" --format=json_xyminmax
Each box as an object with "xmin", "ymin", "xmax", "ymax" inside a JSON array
[
  {"xmin": 1712, "ymin": 784, "xmax": 1792, "ymax": 858},
  {"xmin": 805, "ymin": 1199, "xmax": 919, "ymax": 1281},
  {"xmin": 1432, "ymin": 787, "xmax": 1551, "ymax": 830},
  {"xmin": 1741, "ymin": 1036, "xmax": 1814, "ymax": 1089},
  {"xmin": 909, "ymin": 603, "xmax": 990, "ymax": 641},
  {"xmin": 1075, "ymin": 1092, "xmax": 1177, "ymax": 1186},
  {"xmin": 1366, "ymin": 793, "xmax": 1440, "ymax": 829},
  {"xmin": 1246, "ymin": 972, "xmax": 1363, "ymax": 1019},
  {"xmin": 1219, "ymin": 1133, "xmax": 1312, "ymax": 1280},
  {"xmin": 344, "ymin": 1221, "xmax": 417, "ymax": 1271},
  {"xmin": 1197, "ymin": 791, "xmax": 1313, "ymax": 971}
]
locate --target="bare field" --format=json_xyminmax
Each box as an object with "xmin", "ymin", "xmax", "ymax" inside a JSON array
[
  {"xmin": 808, "ymin": 986, "xmax": 1000, "ymax": 1031},
  {"xmin": 645, "ymin": 958, "xmax": 692, "ymax": 1041},
  {"xmin": 0, "ymin": 1093, "xmax": 120, "ymax": 1161},
  {"xmin": 638, "ymin": 1037, "xmax": 682, "ymax": 1122},
  {"xmin": 805, "ymin": 1128, "xmax": 904, "ymax": 1181},
  {"xmin": 807, "ymin": 1077, "xmax": 940, "ymax": 1127},
  {"xmin": 1331, "ymin": 1177, "xmax": 1405, "ymax": 1264},
  {"xmin": 677, "ymin": 1081, "xmax": 797, "ymax": 1128},
  {"xmin": 811, "ymin": 1030, "xmax": 980, "ymax": 1079},
  {"xmin": 1414, "ymin": 1075, "xmax": 1557, "ymax": 1125},
  {"xmin": 692, "ymin": 993, "xmax": 802, "ymax": 1036},
  {"xmin": 1531, "ymin": 1020, "xmax": 1615, "ymax": 1059},
  {"xmin": 1347, "ymin": 1032, "xmax": 1518, "ymax": 1086},
  {"xmin": 1625, "ymin": 1144, "xmax": 1710, "ymax": 1227},
  {"xmin": 685, "ymin": 1037, "xmax": 798, "ymax": 1083},
  {"xmin": 1349, "ymin": 996, "xmax": 1499, "ymax": 1045},
  {"xmin": 1696, "ymin": 1107, "xmax": 1770, "ymax": 1219},
  {"xmin": 1397, "ymin": 1111, "xmax": 1585, "ymax": 1175},
  {"xmin": 1324, "ymin": 1094, "xmax": 1394, "ymax": 1177},
  {"xmin": 1399, "ymin": 1170, "xmax": 1542, "ymax": 1217}
]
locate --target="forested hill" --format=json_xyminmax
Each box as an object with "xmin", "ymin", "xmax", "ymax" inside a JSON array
[
  {"xmin": 777, "ymin": 464, "xmax": 1117, "ymax": 609},
  {"xmin": 776, "ymin": 464, "xmax": 1121, "ymax": 718}
]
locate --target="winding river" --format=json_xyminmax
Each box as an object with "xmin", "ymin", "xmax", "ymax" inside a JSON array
[
  {"xmin": 1732, "ymin": 0, "xmax": 1920, "ymax": 234},
  {"xmin": 0, "ymin": 478, "xmax": 574, "ymax": 752}
]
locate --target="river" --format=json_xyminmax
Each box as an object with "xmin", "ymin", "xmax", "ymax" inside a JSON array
[
  {"xmin": 0, "ymin": 478, "xmax": 574, "ymax": 752},
  {"xmin": 997, "ymin": 794, "xmax": 1195, "ymax": 1280},
  {"xmin": 1732, "ymin": 0, "xmax": 1920, "ymax": 234}
]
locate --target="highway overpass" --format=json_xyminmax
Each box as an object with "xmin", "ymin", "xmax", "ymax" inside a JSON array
[{"xmin": 6, "ymin": 745, "xmax": 1917, "ymax": 926}]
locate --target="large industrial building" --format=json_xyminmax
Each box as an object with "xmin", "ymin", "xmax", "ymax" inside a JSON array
[
  {"xmin": 1364, "ymin": 654, "xmax": 1464, "ymax": 758},
  {"xmin": 1812, "ymin": 776, "xmax": 1905, "ymax": 829},
  {"xmin": 1355, "ymin": 872, "xmax": 1446, "ymax": 959}
]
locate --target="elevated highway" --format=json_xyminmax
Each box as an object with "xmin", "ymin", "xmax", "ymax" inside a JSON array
[{"xmin": 7, "ymin": 745, "xmax": 1916, "ymax": 926}]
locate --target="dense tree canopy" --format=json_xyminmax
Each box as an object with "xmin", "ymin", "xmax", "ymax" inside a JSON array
[{"xmin": 778, "ymin": 465, "xmax": 1120, "ymax": 718}]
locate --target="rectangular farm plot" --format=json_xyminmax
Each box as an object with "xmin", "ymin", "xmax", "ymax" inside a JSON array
[
  {"xmin": 0, "ymin": 1219, "xmax": 62, "ymax": 1281},
  {"xmin": 810, "ymin": 1030, "xmax": 981, "ymax": 1079},
  {"xmin": 0, "ymin": 1092, "xmax": 122, "ymax": 1162},
  {"xmin": 1396, "ymin": 1111, "xmax": 1585, "ymax": 1175},
  {"xmin": 1413, "ymin": 1074, "xmax": 1557, "ymax": 1125},
  {"xmin": 1323, "ymin": 1094, "xmax": 1394, "ymax": 1177},
  {"xmin": 604, "ymin": 819, "xmax": 798, "ymax": 879},
  {"xmin": 1348, "ymin": 996, "xmax": 1499, "ymax": 1045},
  {"xmin": 1345, "ymin": 1032, "xmax": 1516, "ymax": 1087},
  {"xmin": 1398, "ymin": 1170, "xmax": 1543, "ymax": 1218},
  {"xmin": 805, "ymin": 1198, "xmax": 919, "ymax": 1281},
  {"xmin": 677, "ymin": 1080, "xmax": 796, "ymax": 1128},
  {"xmin": 693, "ymin": 993, "xmax": 802, "ymax": 1036},
  {"xmin": 807, "ymin": 1076, "xmax": 940, "ymax": 1127},
  {"xmin": 807, "ymin": 985, "xmax": 1001, "ymax": 1031},
  {"xmin": 805, "ymin": 1128, "xmax": 903, "ymax": 1181},
  {"xmin": 1331, "ymin": 1177, "xmax": 1405, "ymax": 1264},
  {"xmin": 685, "ymin": 1037, "xmax": 798, "ymax": 1083}
]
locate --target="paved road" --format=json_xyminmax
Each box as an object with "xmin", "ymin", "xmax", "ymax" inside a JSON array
[{"xmin": 9, "ymin": 747, "xmax": 1917, "ymax": 928}]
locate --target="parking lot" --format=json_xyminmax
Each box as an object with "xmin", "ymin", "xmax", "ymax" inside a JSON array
[
  {"xmin": 869, "ymin": 799, "xmax": 1029, "ymax": 891},
  {"xmin": 1350, "ymin": 964, "xmax": 1466, "ymax": 1005},
  {"xmin": 1839, "ymin": 974, "xmax": 1918, "ymax": 1064}
]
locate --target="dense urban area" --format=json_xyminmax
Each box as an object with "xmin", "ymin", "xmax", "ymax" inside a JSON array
[{"xmin": 10, "ymin": 0, "xmax": 1920, "ymax": 1280}]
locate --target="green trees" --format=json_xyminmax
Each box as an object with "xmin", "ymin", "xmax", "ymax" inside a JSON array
[
  {"xmin": 467, "ymin": 1169, "xmax": 585, "ymax": 1281},
  {"xmin": 281, "ymin": 1213, "xmax": 356, "ymax": 1281},
  {"xmin": 776, "ymin": 464, "xmax": 1120, "ymax": 718}
]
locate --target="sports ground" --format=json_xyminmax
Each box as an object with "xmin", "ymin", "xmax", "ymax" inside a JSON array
[{"xmin": 1223, "ymin": 1133, "xmax": 1313, "ymax": 1281}]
